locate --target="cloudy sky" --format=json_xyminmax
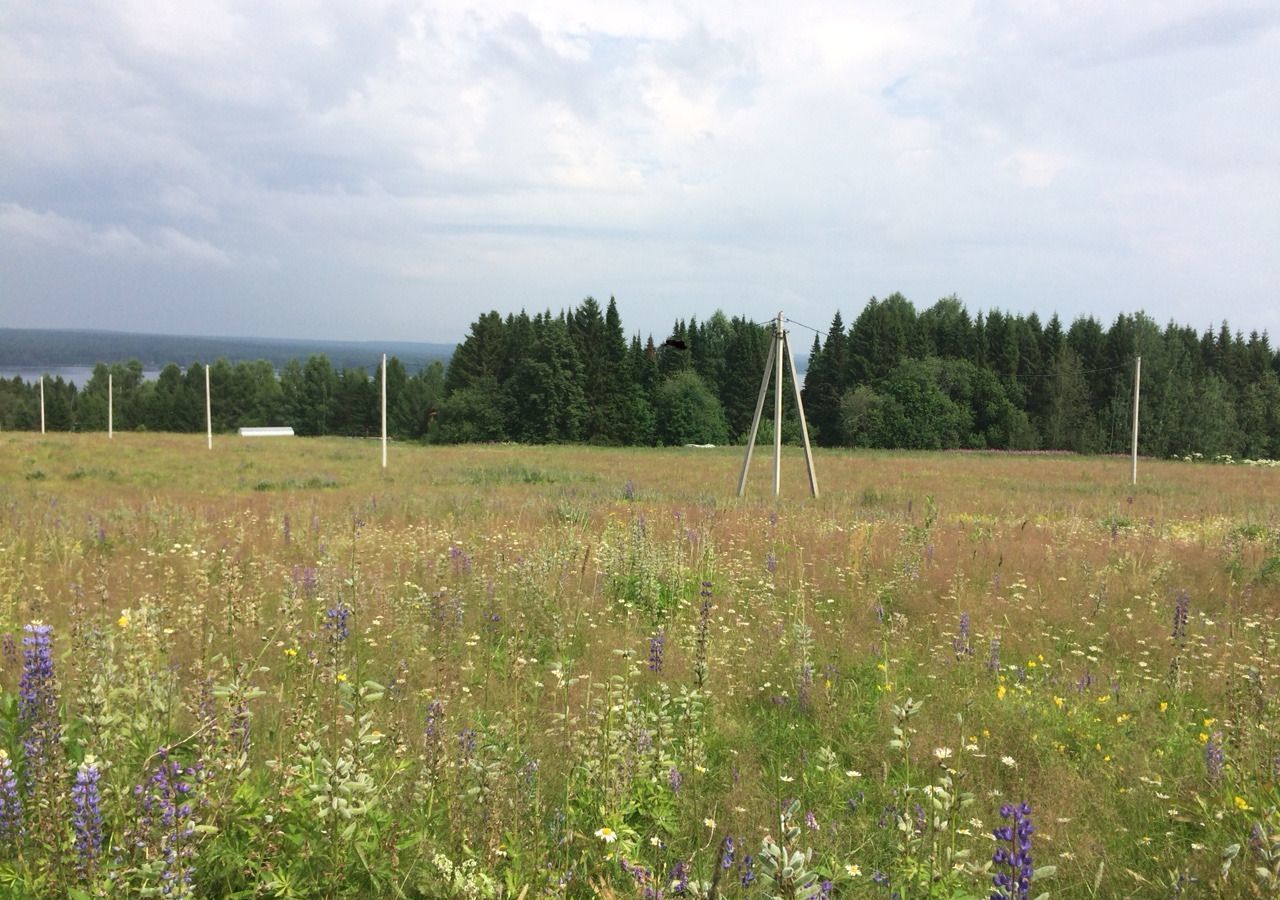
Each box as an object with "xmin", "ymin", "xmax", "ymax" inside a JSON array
[{"xmin": 2, "ymin": 1, "xmax": 1277, "ymax": 345}]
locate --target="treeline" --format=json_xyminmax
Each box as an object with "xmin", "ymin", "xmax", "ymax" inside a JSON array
[
  {"xmin": 801, "ymin": 295, "xmax": 1280, "ymax": 457},
  {"xmin": 4, "ymin": 293, "xmax": 1280, "ymax": 458},
  {"xmin": 0, "ymin": 357, "xmax": 445, "ymax": 439}
]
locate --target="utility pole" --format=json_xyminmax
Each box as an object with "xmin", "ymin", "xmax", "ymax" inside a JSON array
[
  {"xmin": 39, "ymin": 375, "xmax": 46, "ymax": 434},
  {"xmin": 1131, "ymin": 355, "xmax": 1141, "ymax": 485},
  {"xmin": 381, "ymin": 353, "xmax": 388, "ymax": 470},
  {"xmin": 205, "ymin": 364, "xmax": 212, "ymax": 450},
  {"xmin": 108, "ymin": 371, "xmax": 113, "ymax": 439},
  {"xmin": 737, "ymin": 313, "xmax": 819, "ymax": 498}
]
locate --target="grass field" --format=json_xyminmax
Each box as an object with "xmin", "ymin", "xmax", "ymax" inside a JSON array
[{"xmin": 2, "ymin": 433, "xmax": 1279, "ymax": 898}]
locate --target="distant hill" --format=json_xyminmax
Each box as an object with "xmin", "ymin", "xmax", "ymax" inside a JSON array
[{"xmin": 0, "ymin": 328, "xmax": 455, "ymax": 373}]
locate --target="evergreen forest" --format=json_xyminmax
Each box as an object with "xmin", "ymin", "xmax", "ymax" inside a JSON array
[{"xmin": 3, "ymin": 294, "xmax": 1279, "ymax": 458}]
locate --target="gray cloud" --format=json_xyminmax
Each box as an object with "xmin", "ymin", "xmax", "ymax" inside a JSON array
[{"xmin": 0, "ymin": 0, "xmax": 1276, "ymax": 343}]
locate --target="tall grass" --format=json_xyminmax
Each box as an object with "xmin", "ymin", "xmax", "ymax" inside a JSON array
[{"xmin": 0, "ymin": 433, "xmax": 1278, "ymax": 897}]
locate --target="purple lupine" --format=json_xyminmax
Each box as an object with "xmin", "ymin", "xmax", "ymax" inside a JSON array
[
  {"xmin": 0, "ymin": 748, "xmax": 21, "ymax": 846},
  {"xmin": 1205, "ymin": 731, "xmax": 1224, "ymax": 784},
  {"xmin": 135, "ymin": 748, "xmax": 203, "ymax": 898},
  {"xmin": 953, "ymin": 613, "xmax": 973, "ymax": 658},
  {"xmin": 648, "ymin": 631, "xmax": 666, "ymax": 674},
  {"xmin": 324, "ymin": 602, "xmax": 351, "ymax": 645},
  {"xmin": 741, "ymin": 854, "xmax": 755, "ymax": 887},
  {"xmin": 670, "ymin": 859, "xmax": 689, "ymax": 893},
  {"xmin": 721, "ymin": 835, "xmax": 735, "ymax": 868},
  {"xmin": 693, "ymin": 582, "xmax": 712, "ymax": 687},
  {"xmin": 71, "ymin": 756, "xmax": 104, "ymax": 878},
  {"xmin": 19, "ymin": 623, "xmax": 61, "ymax": 788},
  {"xmin": 765, "ymin": 552, "xmax": 778, "ymax": 574},
  {"xmin": 1172, "ymin": 590, "xmax": 1190, "ymax": 643},
  {"xmin": 291, "ymin": 565, "xmax": 317, "ymax": 598},
  {"xmin": 992, "ymin": 802, "xmax": 1035, "ymax": 900},
  {"xmin": 668, "ymin": 767, "xmax": 683, "ymax": 793}
]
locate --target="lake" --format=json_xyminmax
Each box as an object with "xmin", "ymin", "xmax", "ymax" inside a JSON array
[{"xmin": 0, "ymin": 367, "xmax": 162, "ymax": 387}]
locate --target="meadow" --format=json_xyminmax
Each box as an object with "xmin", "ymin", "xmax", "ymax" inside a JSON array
[{"xmin": 1, "ymin": 433, "xmax": 1279, "ymax": 898}]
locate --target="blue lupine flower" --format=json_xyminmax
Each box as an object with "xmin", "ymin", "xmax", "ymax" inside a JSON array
[
  {"xmin": 19, "ymin": 623, "xmax": 61, "ymax": 789},
  {"xmin": 324, "ymin": 602, "xmax": 351, "ymax": 644},
  {"xmin": 648, "ymin": 631, "xmax": 665, "ymax": 673},
  {"xmin": 71, "ymin": 756, "xmax": 103, "ymax": 877},
  {"xmin": 1205, "ymin": 731, "xmax": 1224, "ymax": 784},
  {"xmin": 991, "ymin": 801, "xmax": 1035, "ymax": 900},
  {"xmin": 0, "ymin": 748, "xmax": 21, "ymax": 846}
]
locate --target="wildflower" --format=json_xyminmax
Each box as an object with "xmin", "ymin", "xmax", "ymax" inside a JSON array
[
  {"xmin": 953, "ymin": 613, "xmax": 972, "ymax": 658},
  {"xmin": 1159, "ymin": 701, "xmax": 1168, "ymax": 713},
  {"xmin": 991, "ymin": 801, "xmax": 1035, "ymax": 900},
  {"xmin": 135, "ymin": 748, "xmax": 204, "ymax": 898},
  {"xmin": 1001, "ymin": 756, "xmax": 1017, "ymax": 768},
  {"xmin": 1204, "ymin": 732, "xmax": 1224, "ymax": 784},
  {"xmin": 704, "ymin": 817, "xmax": 716, "ymax": 829},
  {"xmin": 1053, "ymin": 696, "xmax": 1064, "ymax": 709},
  {"xmin": 648, "ymin": 631, "xmax": 665, "ymax": 674},
  {"xmin": 721, "ymin": 835, "xmax": 735, "ymax": 868},
  {"xmin": 71, "ymin": 756, "xmax": 104, "ymax": 878},
  {"xmin": 117, "ymin": 612, "xmax": 130, "ymax": 629},
  {"xmin": 595, "ymin": 826, "xmax": 618, "ymax": 843},
  {"xmin": 324, "ymin": 602, "xmax": 351, "ymax": 645},
  {"xmin": 1235, "ymin": 796, "xmax": 1251, "ymax": 812},
  {"xmin": 1172, "ymin": 590, "xmax": 1190, "ymax": 642},
  {"xmin": 19, "ymin": 623, "xmax": 61, "ymax": 789},
  {"xmin": 0, "ymin": 748, "xmax": 21, "ymax": 844},
  {"xmin": 741, "ymin": 854, "xmax": 755, "ymax": 887},
  {"xmin": 845, "ymin": 864, "xmax": 862, "ymax": 877},
  {"xmin": 933, "ymin": 747, "xmax": 954, "ymax": 761},
  {"xmin": 668, "ymin": 767, "xmax": 683, "ymax": 793},
  {"xmin": 997, "ymin": 684, "xmax": 1007, "ymax": 701}
]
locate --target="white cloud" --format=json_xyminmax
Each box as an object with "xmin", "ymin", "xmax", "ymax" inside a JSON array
[
  {"xmin": 0, "ymin": 203, "xmax": 233, "ymax": 267},
  {"xmin": 0, "ymin": 0, "xmax": 1276, "ymax": 340}
]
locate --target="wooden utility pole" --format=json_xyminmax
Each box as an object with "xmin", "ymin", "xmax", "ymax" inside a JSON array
[
  {"xmin": 205, "ymin": 364, "xmax": 213, "ymax": 450},
  {"xmin": 108, "ymin": 371, "xmax": 113, "ymax": 439},
  {"xmin": 39, "ymin": 375, "xmax": 45, "ymax": 434},
  {"xmin": 737, "ymin": 313, "xmax": 819, "ymax": 498},
  {"xmin": 381, "ymin": 353, "xmax": 388, "ymax": 470},
  {"xmin": 1131, "ymin": 355, "xmax": 1141, "ymax": 485}
]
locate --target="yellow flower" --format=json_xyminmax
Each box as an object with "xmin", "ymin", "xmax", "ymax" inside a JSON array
[
  {"xmin": 1199, "ymin": 732, "xmax": 1209, "ymax": 743},
  {"xmin": 336, "ymin": 672, "xmax": 348, "ymax": 683},
  {"xmin": 1027, "ymin": 660, "xmax": 1037, "ymax": 669},
  {"xmin": 117, "ymin": 613, "xmax": 130, "ymax": 629},
  {"xmin": 1203, "ymin": 718, "xmax": 1216, "ymax": 727},
  {"xmin": 1235, "ymin": 796, "xmax": 1251, "ymax": 811},
  {"xmin": 1053, "ymin": 696, "xmax": 1064, "ymax": 709},
  {"xmin": 283, "ymin": 647, "xmax": 298, "ymax": 658},
  {"xmin": 997, "ymin": 684, "xmax": 1007, "ymax": 700},
  {"xmin": 1159, "ymin": 701, "xmax": 1168, "ymax": 713}
]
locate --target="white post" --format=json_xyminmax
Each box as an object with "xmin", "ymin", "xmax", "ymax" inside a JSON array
[
  {"xmin": 108, "ymin": 371, "xmax": 114, "ymax": 439},
  {"xmin": 381, "ymin": 353, "xmax": 388, "ymax": 470},
  {"xmin": 205, "ymin": 364, "xmax": 212, "ymax": 450},
  {"xmin": 773, "ymin": 311, "xmax": 783, "ymax": 497},
  {"xmin": 736, "ymin": 332, "xmax": 778, "ymax": 497},
  {"xmin": 784, "ymin": 331, "xmax": 819, "ymax": 498},
  {"xmin": 39, "ymin": 375, "xmax": 46, "ymax": 434},
  {"xmin": 1131, "ymin": 355, "xmax": 1141, "ymax": 485}
]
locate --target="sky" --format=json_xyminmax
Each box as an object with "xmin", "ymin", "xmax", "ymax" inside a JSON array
[{"xmin": 2, "ymin": 1, "xmax": 1278, "ymax": 346}]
